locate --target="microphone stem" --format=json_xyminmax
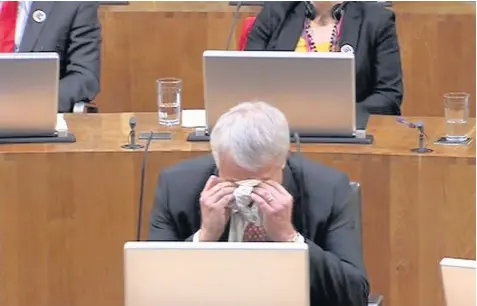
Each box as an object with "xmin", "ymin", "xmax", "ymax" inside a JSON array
[
  {"xmin": 226, "ymin": 2, "xmax": 242, "ymax": 50},
  {"xmin": 130, "ymin": 129, "xmax": 136, "ymax": 146},
  {"xmin": 418, "ymin": 129, "xmax": 425, "ymax": 151}
]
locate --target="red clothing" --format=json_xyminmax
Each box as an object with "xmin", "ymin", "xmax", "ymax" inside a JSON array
[{"xmin": 0, "ymin": 1, "xmax": 18, "ymax": 52}]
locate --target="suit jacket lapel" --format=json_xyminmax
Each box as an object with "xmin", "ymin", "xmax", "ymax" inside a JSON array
[
  {"xmin": 272, "ymin": 4, "xmax": 306, "ymax": 51},
  {"xmin": 338, "ymin": 2, "xmax": 363, "ymax": 52},
  {"xmin": 19, "ymin": 1, "xmax": 55, "ymax": 52}
]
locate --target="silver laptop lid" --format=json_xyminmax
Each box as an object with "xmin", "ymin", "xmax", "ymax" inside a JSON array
[
  {"xmin": 0, "ymin": 52, "xmax": 59, "ymax": 137},
  {"xmin": 440, "ymin": 258, "xmax": 476, "ymax": 306},
  {"xmin": 203, "ymin": 50, "xmax": 356, "ymax": 137},
  {"xmin": 124, "ymin": 242, "xmax": 310, "ymax": 306}
]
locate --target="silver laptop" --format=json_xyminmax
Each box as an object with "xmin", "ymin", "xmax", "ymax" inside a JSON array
[
  {"xmin": 203, "ymin": 50, "xmax": 356, "ymax": 137},
  {"xmin": 124, "ymin": 242, "xmax": 309, "ymax": 306},
  {"xmin": 0, "ymin": 52, "xmax": 59, "ymax": 137},
  {"xmin": 440, "ymin": 257, "xmax": 476, "ymax": 306}
]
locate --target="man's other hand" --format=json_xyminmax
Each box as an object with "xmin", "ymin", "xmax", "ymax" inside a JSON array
[{"xmin": 199, "ymin": 175, "xmax": 235, "ymax": 241}]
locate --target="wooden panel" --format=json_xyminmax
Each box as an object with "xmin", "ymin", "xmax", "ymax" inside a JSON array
[
  {"xmin": 95, "ymin": 2, "xmax": 476, "ymax": 117},
  {"xmin": 97, "ymin": 9, "xmax": 254, "ymax": 112},
  {"xmin": 393, "ymin": 1, "xmax": 476, "ymax": 117},
  {"xmin": 0, "ymin": 113, "xmax": 475, "ymax": 306}
]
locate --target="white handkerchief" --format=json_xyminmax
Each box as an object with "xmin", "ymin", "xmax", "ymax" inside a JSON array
[{"xmin": 231, "ymin": 179, "xmax": 262, "ymax": 226}]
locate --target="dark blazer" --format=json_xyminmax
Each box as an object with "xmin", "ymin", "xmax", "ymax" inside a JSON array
[
  {"xmin": 245, "ymin": 1, "xmax": 404, "ymax": 125},
  {"xmin": 19, "ymin": 1, "xmax": 101, "ymax": 113},
  {"xmin": 149, "ymin": 154, "xmax": 369, "ymax": 306}
]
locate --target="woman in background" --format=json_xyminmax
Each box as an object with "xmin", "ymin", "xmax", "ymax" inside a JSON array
[{"xmin": 245, "ymin": 1, "xmax": 403, "ymax": 122}]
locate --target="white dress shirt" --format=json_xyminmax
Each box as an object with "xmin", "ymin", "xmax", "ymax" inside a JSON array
[
  {"xmin": 193, "ymin": 213, "xmax": 260, "ymax": 242},
  {"xmin": 193, "ymin": 217, "xmax": 305, "ymax": 242},
  {"xmin": 0, "ymin": 1, "xmax": 32, "ymax": 51}
]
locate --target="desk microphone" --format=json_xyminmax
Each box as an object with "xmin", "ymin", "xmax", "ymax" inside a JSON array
[
  {"xmin": 136, "ymin": 131, "xmax": 154, "ymax": 241},
  {"xmin": 122, "ymin": 117, "xmax": 144, "ymax": 150},
  {"xmin": 225, "ymin": 1, "xmax": 243, "ymax": 50},
  {"xmin": 396, "ymin": 117, "xmax": 421, "ymax": 129},
  {"xmin": 396, "ymin": 117, "xmax": 433, "ymax": 154}
]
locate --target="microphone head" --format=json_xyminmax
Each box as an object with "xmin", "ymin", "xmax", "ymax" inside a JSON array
[
  {"xmin": 129, "ymin": 117, "xmax": 137, "ymax": 129},
  {"xmin": 396, "ymin": 117, "xmax": 417, "ymax": 128}
]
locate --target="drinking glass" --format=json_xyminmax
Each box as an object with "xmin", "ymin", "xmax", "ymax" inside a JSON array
[
  {"xmin": 444, "ymin": 92, "xmax": 470, "ymax": 142},
  {"xmin": 157, "ymin": 78, "xmax": 182, "ymax": 126}
]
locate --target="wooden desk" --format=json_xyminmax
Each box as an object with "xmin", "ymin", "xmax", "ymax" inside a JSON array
[{"xmin": 0, "ymin": 114, "xmax": 474, "ymax": 306}]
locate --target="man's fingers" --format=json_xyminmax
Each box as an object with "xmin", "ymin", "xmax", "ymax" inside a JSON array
[
  {"xmin": 251, "ymin": 193, "xmax": 273, "ymax": 214},
  {"xmin": 208, "ymin": 181, "xmax": 236, "ymax": 197},
  {"xmin": 254, "ymin": 186, "xmax": 280, "ymax": 207},
  {"xmin": 263, "ymin": 180, "xmax": 288, "ymax": 196},
  {"xmin": 203, "ymin": 175, "xmax": 219, "ymax": 191},
  {"xmin": 216, "ymin": 193, "xmax": 235, "ymax": 208},
  {"xmin": 208, "ymin": 186, "xmax": 236, "ymax": 205}
]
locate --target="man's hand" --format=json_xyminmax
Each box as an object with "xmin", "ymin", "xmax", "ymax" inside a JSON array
[
  {"xmin": 251, "ymin": 181, "xmax": 296, "ymax": 242},
  {"xmin": 199, "ymin": 175, "xmax": 236, "ymax": 241}
]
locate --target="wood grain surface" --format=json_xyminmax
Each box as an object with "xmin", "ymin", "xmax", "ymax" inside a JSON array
[{"xmin": 0, "ymin": 113, "xmax": 474, "ymax": 306}]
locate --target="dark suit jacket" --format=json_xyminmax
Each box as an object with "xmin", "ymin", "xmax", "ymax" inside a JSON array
[
  {"xmin": 245, "ymin": 1, "xmax": 403, "ymax": 126},
  {"xmin": 149, "ymin": 154, "xmax": 369, "ymax": 306},
  {"xmin": 19, "ymin": 1, "xmax": 101, "ymax": 113}
]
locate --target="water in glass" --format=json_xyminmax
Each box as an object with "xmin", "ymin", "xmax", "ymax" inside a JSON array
[
  {"xmin": 157, "ymin": 78, "xmax": 181, "ymax": 126},
  {"xmin": 158, "ymin": 98, "xmax": 181, "ymax": 126},
  {"xmin": 444, "ymin": 93, "xmax": 470, "ymax": 142},
  {"xmin": 445, "ymin": 115, "xmax": 468, "ymax": 142}
]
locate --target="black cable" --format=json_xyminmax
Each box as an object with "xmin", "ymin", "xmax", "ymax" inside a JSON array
[{"xmin": 136, "ymin": 131, "xmax": 154, "ymax": 241}]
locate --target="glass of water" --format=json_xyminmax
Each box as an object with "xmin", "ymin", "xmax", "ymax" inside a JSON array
[
  {"xmin": 444, "ymin": 92, "xmax": 470, "ymax": 142},
  {"xmin": 157, "ymin": 78, "xmax": 182, "ymax": 126}
]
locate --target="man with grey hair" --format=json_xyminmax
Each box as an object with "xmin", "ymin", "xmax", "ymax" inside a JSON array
[{"xmin": 149, "ymin": 102, "xmax": 369, "ymax": 305}]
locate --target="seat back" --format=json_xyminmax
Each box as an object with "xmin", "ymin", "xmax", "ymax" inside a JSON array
[
  {"xmin": 238, "ymin": 16, "xmax": 257, "ymax": 51},
  {"xmin": 349, "ymin": 182, "xmax": 382, "ymax": 305},
  {"xmin": 349, "ymin": 182, "xmax": 363, "ymax": 250}
]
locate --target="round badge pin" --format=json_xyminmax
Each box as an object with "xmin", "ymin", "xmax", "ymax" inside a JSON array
[
  {"xmin": 340, "ymin": 44, "xmax": 354, "ymax": 54},
  {"xmin": 32, "ymin": 10, "xmax": 46, "ymax": 23}
]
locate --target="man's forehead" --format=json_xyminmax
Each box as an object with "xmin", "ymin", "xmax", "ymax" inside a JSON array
[{"xmin": 218, "ymin": 161, "xmax": 279, "ymax": 179}]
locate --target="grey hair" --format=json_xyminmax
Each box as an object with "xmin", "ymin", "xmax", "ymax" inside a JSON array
[{"xmin": 210, "ymin": 101, "xmax": 290, "ymax": 171}]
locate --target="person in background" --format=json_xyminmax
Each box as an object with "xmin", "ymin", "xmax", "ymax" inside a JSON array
[
  {"xmin": 0, "ymin": 1, "xmax": 101, "ymax": 112},
  {"xmin": 149, "ymin": 101, "xmax": 369, "ymax": 306},
  {"xmin": 245, "ymin": 1, "xmax": 403, "ymax": 125}
]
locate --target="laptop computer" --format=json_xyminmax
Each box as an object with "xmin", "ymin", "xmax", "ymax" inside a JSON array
[
  {"xmin": 203, "ymin": 50, "xmax": 356, "ymax": 137},
  {"xmin": 440, "ymin": 257, "xmax": 476, "ymax": 306},
  {"xmin": 124, "ymin": 242, "xmax": 309, "ymax": 306},
  {"xmin": 0, "ymin": 52, "xmax": 59, "ymax": 137}
]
